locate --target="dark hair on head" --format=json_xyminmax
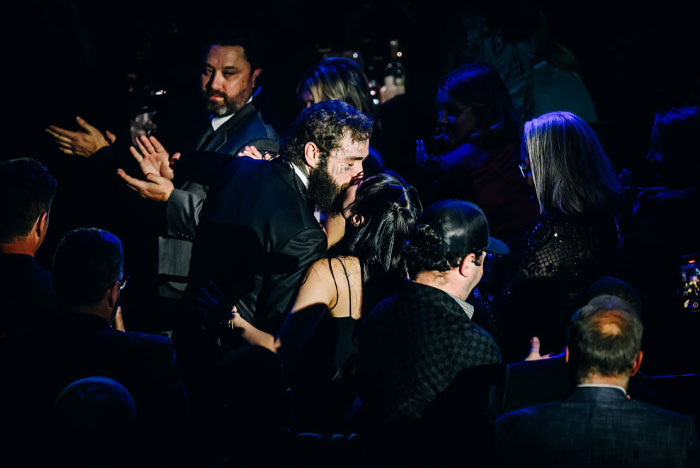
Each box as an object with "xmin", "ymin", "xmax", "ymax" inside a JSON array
[
  {"xmin": 203, "ymin": 26, "xmax": 264, "ymax": 72},
  {"xmin": 404, "ymin": 224, "xmax": 483, "ymax": 278},
  {"xmin": 567, "ymin": 295, "xmax": 643, "ymax": 383},
  {"xmin": 282, "ymin": 100, "xmax": 373, "ymax": 167},
  {"xmin": 297, "ymin": 57, "xmax": 375, "ymax": 116},
  {"xmin": 440, "ymin": 63, "xmax": 521, "ymax": 147},
  {"xmin": 524, "ymin": 111, "xmax": 621, "ymax": 215},
  {"xmin": 53, "ymin": 228, "xmax": 124, "ymax": 306},
  {"xmin": 0, "ymin": 158, "xmax": 57, "ymax": 243},
  {"xmin": 346, "ymin": 171, "xmax": 422, "ymax": 279}
]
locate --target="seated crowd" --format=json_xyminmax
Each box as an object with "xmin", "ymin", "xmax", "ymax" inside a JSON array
[{"xmin": 2, "ymin": 30, "xmax": 699, "ymax": 468}]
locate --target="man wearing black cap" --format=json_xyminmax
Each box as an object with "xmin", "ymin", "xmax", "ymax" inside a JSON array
[{"xmin": 359, "ymin": 199, "xmax": 508, "ymax": 425}]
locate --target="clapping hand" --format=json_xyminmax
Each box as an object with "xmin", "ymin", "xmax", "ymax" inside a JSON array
[
  {"xmin": 117, "ymin": 135, "xmax": 180, "ymax": 202},
  {"xmin": 415, "ymin": 139, "xmax": 431, "ymax": 169},
  {"xmin": 45, "ymin": 116, "xmax": 116, "ymax": 158},
  {"xmin": 129, "ymin": 135, "xmax": 180, "ymax": 180}
]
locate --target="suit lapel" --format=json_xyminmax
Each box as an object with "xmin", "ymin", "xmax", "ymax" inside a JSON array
[
  {"xmin": 273, "ymin": 158, "xmax": 312, "ymax": 206},
  {"xmin": 201, "ymin": 103, "xmax": 257, "ymax": 153},
  {"xmin": 195, "ymin": 126, "xmax": 216, "ymax": 151}
]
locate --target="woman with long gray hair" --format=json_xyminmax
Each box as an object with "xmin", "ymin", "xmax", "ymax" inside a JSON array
[{"xmin": 499, "ymin": 111, "xmax": 622, "ymax": 361}]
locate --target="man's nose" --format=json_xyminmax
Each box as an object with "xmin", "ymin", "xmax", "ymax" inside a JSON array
[
  {"xmin": 205, "ymin": 71, "xmax": 222, "ymax": 91},
  {"xmin": 350, "ymin": 164, "xmax": 363, "ymax": 179}
]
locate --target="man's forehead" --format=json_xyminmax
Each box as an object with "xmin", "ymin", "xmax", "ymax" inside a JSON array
[
  {"xmin": 335, "ymin": 134, "xmax": 370, "ymax": 159},
  {"xmin": 205, "ymin": 45, "xmax": 250, "ymax": 67}
]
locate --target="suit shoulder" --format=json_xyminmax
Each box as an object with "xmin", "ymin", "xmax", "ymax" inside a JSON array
[
  {"xmin": 626, "ymin": 398, "xmax": 698, "ymax": 425},
  {"xmin": 121, "ymin": 331, "xmax": 175, "ymax": 359},
  {"xmin": 228, "ymin": 108, "xmax": 280, "ymax": 154}
]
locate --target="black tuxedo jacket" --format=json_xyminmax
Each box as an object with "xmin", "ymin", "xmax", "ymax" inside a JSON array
[
  {"xmin": 187, "ymin": 156, "xmax": 326, "ymax": 335},
  {"xmin": 495, "ymin": 386, "xmax": 700, "ymax": 467}
]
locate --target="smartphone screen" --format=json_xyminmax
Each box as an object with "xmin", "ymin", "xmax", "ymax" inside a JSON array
[{"xmin": 680, "ymin": 254, "xmax": 700, "ymax": 311}]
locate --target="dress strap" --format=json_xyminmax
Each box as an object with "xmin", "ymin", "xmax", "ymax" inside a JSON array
[
  {"xmin": 327, "ymin": 257, "xmax": 340, "ymax": 311},
  {"xmin": 336, "ymin": 257, "xmax": 353, "ymax": 318}
]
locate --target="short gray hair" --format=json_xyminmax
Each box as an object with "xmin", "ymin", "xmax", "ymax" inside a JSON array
[{"xmin": 567, "ymin": 295, "xmax": 643, "ymax": 383}]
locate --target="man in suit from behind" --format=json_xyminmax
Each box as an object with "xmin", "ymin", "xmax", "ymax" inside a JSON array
[
  {"xmin": 495, "ymin": 295, "xmax": 700, "ymax": 467},
  {"xmin": 45, "ymin": 228, "xmax": 188, "ymax": 455},
  {"xmin": 1, "ymin": 228, "xmax": 189, "ymax": 463},
  {"xmin": 0, "ymin": 158, "xmax": 57, "ymax": 333}
]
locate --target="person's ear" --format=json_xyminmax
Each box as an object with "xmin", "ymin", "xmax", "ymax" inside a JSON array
[
  {"xmin": 458, "ymin": 253, "xmax": 476, "ymax": 278},
  {"xmin": 631, "ymin": 350, "xmax": 643, "ymax": 376},
  {"xmin": 564, "ymin": 346, "xmax": 570, "ymax": 363},
  {"xmin": 38, "ymin": 210, "xmax": 50, "ymax": 236},
  {"xmin": 33, "ymin": 211, "xmax": 50, "ymax": 248},
  {"xmin": 107, "ymin": 280, "xmax": 120, "ymax": 309},
  {"xmin": 250, "ymin": 68, "xmax": 262, "ymax": 88},
  {"xmin": 304, "ymin": 142, "xmax": 322, "ymax": 169}
]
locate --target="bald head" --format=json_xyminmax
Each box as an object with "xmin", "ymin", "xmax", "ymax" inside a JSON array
[{"xmin": 567, "ymin": 296, "xmax": 643, "ymax": 383}]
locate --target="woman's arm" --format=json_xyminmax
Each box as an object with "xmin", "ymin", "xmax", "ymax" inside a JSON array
[
  {"xmin": 229, "ymin": 258, "xmax": 336, "ymax": 368},
  {"xmin": 230, "ymin": 311, "xmax": 279, "ymax": 352},
  {"xmin": 276, "ymin": 259, "xmax": 338, "ymax": 370}
]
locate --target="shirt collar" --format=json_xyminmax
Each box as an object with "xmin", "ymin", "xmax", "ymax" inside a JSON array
[
  {"xmin": 577, "ymin": 383, "xmax": 627, "ymax": 395},
  {"xmin": 292, "ymin": 163, "xmax": 310, "ymax": 189},
  {"xmin": 211, "ymin": 113, "xmax": 234, "ymax": 131},
  {"xmin": 449, "ymin": 293, "xmax": 474, "ymax": 319}
]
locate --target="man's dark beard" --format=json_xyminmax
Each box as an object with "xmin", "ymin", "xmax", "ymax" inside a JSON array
[
  {"xmin": 308, "ymin": 161, "xmax": 348, "ymax": 214},
  {"xmin": 203, "ymin": 90, "xmax": 244, "ymax": 116}
]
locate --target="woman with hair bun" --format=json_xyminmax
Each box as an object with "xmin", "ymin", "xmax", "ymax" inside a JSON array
[{"xmin": 230, "ymin": 170, "xmax": 422, "ymax": 430}]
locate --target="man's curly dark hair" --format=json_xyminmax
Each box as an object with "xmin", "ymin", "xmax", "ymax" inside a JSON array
[{"xmin": 282, "ymin": 100, "xmax": 373, "ymax": 167}]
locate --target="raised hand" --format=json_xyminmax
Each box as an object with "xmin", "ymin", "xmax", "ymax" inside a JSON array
[
  {"xmin": 524, "ymin": 336, "xmax": 551, "ymax": 361},
  {"xmin": 415, "ymin": 139, "xmax": 430, "ymax": 169},
  {"xmin": 113, "ymin": 306, "xmax": 126, "ymax": 332},
  {"xmin": 130, "ymin": 135, "xmax": 180, "ymax": 180},
  {"xmin": 45, "ymin": 116, "xmax": 116, "ymax": 158},
  {"xmin": 117, "ymin": 169, "xmax": 174, "ymax": 202},
  {"xmin": 238, "ymin": 144, "xmax": 278, "ymax": 161},
  {"xmin": 117, "ymin": 135, "xmax": 180, "ymax": 202}
]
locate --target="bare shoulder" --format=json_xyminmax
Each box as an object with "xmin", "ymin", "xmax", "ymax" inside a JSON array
[
  {"xmin": 305, "ymin": 256, "xmax": 361, "ymax": 289},
  {"xmin": 328, "ymin": 256, "xmax": 361, "ymax": 278}
]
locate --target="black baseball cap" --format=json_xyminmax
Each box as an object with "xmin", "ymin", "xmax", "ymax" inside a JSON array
[{"xmin": 418, "ymin": 200, "xmax": 509, "ymax": 256}]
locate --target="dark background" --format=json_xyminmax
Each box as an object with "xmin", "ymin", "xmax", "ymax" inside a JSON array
[{"xmin": 3, "ymin": 0, "xmax": 699, "ymax": 164}]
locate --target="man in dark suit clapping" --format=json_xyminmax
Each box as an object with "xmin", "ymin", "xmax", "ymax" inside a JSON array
[{"xmin": 495, "ymin": 295, "xmax": 700, "ymax": 467}]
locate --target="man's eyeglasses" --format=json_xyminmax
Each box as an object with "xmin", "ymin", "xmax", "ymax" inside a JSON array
[
  {"xmin": 518, "ymin": 162, "xmax": 531, "ymax": 180},
  {"xmin": 119, "ymin": 275, "xmax": 130, "ymax": 291}
]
